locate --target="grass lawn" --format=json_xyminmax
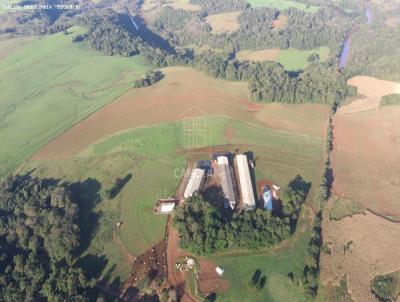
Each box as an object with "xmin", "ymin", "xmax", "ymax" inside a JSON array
[
  {"xmin": 117, "ymin": 154, "xmax": 185, "ymax": 255},
  {"xmin": 277, "ymin": 47, "xmax": 330, "ymax": 71},
  {"xmin": 329, "ymin": 196, "xmax": 365, "ymax": 220},
  {"xmin": 247, "ymin": 0, "xmax": 319, "ymax": 12},
  {"xmin": 0, "ymin": 26, "xmax": 152, "ymax": 178},
  {"xmin": 236, "ymin": 47, "xmax": 330, "ymax": 71},
  {"xmin": 210, "ymin": 229, "xmax": 312, "ymax": 302}
]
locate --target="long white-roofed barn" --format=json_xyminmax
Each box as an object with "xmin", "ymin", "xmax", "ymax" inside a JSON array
[
  {"xmin": 235, "ymin": 154, "xmax": 256, "ymax": 211},
  {"xmin": 216, "ymin": 156, "xmax": 236, "ymax": 209},
  {"xmin": 184, "ymin": 168, "xmax": 205, "ymax": 198}
]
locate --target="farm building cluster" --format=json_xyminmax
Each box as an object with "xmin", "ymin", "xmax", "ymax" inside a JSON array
[{"xmin": 155, "ymin": 152, "xmax": 279, "ymax": 214}]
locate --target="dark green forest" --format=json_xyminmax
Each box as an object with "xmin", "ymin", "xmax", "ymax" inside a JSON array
[{"xmin": 0, "ymin": 176, "xmax": 95, "ymax": 301}]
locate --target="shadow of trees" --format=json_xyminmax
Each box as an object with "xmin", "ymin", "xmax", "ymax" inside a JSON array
[
  {"xmin": 107, "ymin": 173, "xmax": 132, "ymax": 199},
  {"xmin": 202, "ymin": 184, "xmax": 234, "ymax": 221},
  {"xmin": 249, "ymin": 269, "xmax": 267, "ymax": 291}
]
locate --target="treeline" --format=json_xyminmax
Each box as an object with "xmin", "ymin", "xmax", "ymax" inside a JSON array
[
  {"xmin": 133, "ymin": 71, "xmax": 164, "ymax": 88},
  {"xmin": 0, "ymin": 176, "xmax": 95, "ymax": 301},
  {"xmin": 187, "ymin": 53, "xmax": 351, "ymax": 105},
  {"xmin": 381, "ymin": 94, "xmax": 400, "ymax": 107},
  {"xmin": 190, "ymin": 0, "xmax": 249, "ymax": 14},
  {"xmin": 174, "ymin": 176, "xmax": 308, "ymax": 254},
  {"xmin": 151, "ymin": 6, "xmax": 353, "ymax": 54},
  {"xmin": 301, "ymin": 99, "xmax": 338, "ymax": 297}
]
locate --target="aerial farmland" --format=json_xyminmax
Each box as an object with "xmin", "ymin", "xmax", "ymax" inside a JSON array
[{"xmin": 0, "ymin": 0, "xmax": 399, "ymax": 301}]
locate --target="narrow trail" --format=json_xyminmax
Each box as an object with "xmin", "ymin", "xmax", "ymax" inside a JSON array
[{"xmin": 166, "ymin": 215, "xmax": 198, "ymax": 302}]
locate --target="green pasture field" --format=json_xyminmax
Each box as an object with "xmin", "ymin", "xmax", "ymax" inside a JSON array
[
  {"xmin": 277, "ymin": 47, "xmax": 330, "ymax": 71},
  {"xmin": 247, "ymin": 0, "xmax": 319, "ymax": 12},
  {"xmin": 0, "ymin": 26, "xmax": 152, "ymax": 178},
  {"xmin": 210, "ymin": 229, "xmax": 312, "ymax": 302}
]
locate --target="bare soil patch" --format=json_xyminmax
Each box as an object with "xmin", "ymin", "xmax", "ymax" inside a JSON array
[
  {"xmin": 338, "ymin": 76, "xmax": 400, "ymax": 115},
  {"xmin": 347, "ymin": 76, "xmax": 400, "ymax": 99},
  {"xmin": 333, "ymin": 76, "xmax": 400, "ymax": 219},
  {"xmin": 385, "ymin": 17, "xmax": 400, "ymax": 27},
  {"xmin": 256, "ymin": 179, "xmax": 274, "ymax": 197},
  {"xmin": 320, "ymin": 202, "xmax": 400, "ymax": 302},
  {"xmin": 124, "ymin": 240, "xmax": 167, "ymax": 289},
  {"xmin": 236, "ymin": 49, "xmax": 281, "ymax": 62},
  {"xmin": 164, "ymin": 0, "xmax": 201, "ymax": 11},
  {"xmin": 333, "ymin": 105, "xmax": 400, "ymax": 218},
  {"xmin": 197, "ymin": 259, "xmax": 230, "ymax": 295},
  {"xmin": 205, "ymin": 12, "xmax": 242, "ymax": 34},
  {"xmin": 272, "ymin": 14, "xmax": 288, "ymax": 30}
]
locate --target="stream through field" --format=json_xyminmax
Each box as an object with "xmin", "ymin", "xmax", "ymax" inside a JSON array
[{"xmin": 339, "ymin": 1, "xmax": 373, "ymax": 69}]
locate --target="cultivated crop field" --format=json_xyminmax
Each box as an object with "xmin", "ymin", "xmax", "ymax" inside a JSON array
[
  {"xmin": 333, "ymin": 76, "xmax": 400, "ymax": 219},
  {"xmin": 0, "ymin": 26, "xmax": 152, "ymax": 178},
  {"xmin": 321, "ymin": 201, "xmax": 400, "ymax": 302}
]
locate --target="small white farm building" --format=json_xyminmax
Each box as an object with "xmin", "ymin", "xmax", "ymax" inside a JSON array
[
  {"xmin": 235, "ymin": 154, "xmax": 256, "ymax": 211},
  {"xmin": 217, "ymin": 156, "xmax": 236, "ymax": 209},
  {"xmin": 159, "ymin": 202, "xmax": 176, "ymax": 213},
  {"xmin": 184, "ymin": 168, "xmax": 205, "ymax": 198}
]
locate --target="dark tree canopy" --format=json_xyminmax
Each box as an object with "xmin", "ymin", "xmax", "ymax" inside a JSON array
[
  {"xmin": 174, "ymin": 175, "xmax": 308, "ymax": 254},
  {"xmin": 0, "ymin": 176, "xmax": 94, "ymax": 302}
]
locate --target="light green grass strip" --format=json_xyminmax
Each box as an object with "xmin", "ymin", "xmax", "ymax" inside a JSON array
[
  {"xmin": 247, "ymin": 0, "xmax": 319, "ymax": 12},
  {"xmin": 277, "ymin": 47, "xmax": 330, "ymax": 71}
]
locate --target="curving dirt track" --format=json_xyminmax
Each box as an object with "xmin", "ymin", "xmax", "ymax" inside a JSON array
[{"xmin": 166, "ymin": 215, "xmax": 197, "ymax": 302}]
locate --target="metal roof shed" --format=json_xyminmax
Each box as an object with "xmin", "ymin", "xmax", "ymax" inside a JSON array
[
  {"xmin": 160, "ymin": 203, "xmax": 176, "ymax": 213},
  {"xmin": 235, "ymin": 154, "xmax": 256, "ymax": 211},
  {"xmin": 217, "ymin": 156, "xmax": 236, "ymax": 209},
  {"xmin": 184, "ymin": 168, "xmax": 205, "ymax": 198}
]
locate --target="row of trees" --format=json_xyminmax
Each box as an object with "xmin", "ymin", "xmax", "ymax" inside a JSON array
[
  {"xmin": 301, "ymin": 97, "xmax": 339, "ymax": 297},
  {"xmin": 0, "ymin": 176, "xmax": 96, "ymax": 301},
  {"xmin": 133, "ymin": 71, "xmax": 164, "ymax": 88},
  {"xmin": 381, "ymin": 93, "xmax": 400, "ymax": 107},
  {"xmin": 174, "ymin": 176, "xmax": 308, "ymax": 254}
]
